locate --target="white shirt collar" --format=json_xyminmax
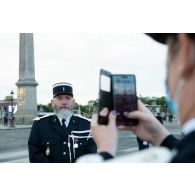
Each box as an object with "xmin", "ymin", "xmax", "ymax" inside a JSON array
[
  {"xmin": 182, "ymin": 118, "xmax": 195, "ymax": 135},
  {"xmin": 57, "ymin": 114, "xmax": 72, "ymax": 127}
]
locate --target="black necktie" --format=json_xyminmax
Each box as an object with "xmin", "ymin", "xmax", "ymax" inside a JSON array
[{"xmin": 62, "ymin": 119, "xmax": 67, "ymax": 129}]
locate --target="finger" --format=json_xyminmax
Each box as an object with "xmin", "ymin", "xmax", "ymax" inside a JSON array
[
  {"xmin": 91, "ymin": 113, "xmax": 98, "ymax": 128},
  {"xmin": 138, "ymin": 100, "xmax": 151, "ymax": 114},
  {"xmin": 108, "ymin": 110, "xmax": 116, "ymax": 126},
  {"xmin": 137, "ymin": 99, "xmax": 144, "ymax": 111},
  {"xmin": 124, "ymin": 110, "xmax": 149, "ymax": 122},
  {"xmin": 99, "ymin": 107, "xmax": 109, "ymax": 116},
  {"xmin": 117, "ymin": 125, "xmax": 128, "ymax": 130},
  {"xmin": 117, "ymin": 125, "xmax": 134, "ymax": 131}
]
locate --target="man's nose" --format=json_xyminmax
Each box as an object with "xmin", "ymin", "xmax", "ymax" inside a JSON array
[
  {"xmin": 61, "ymin": 98, "xmax": 69, "ymax": 105},
  {"xmin": 61, "ymin": 99, "xmax": 67, "ymax": 104}
]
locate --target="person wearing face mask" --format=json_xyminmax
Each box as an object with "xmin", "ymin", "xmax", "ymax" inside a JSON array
[
  {"xmin": 77, "ymin": 33, "xmax": 195, "ymax": 163},
  {"xmin": 28, "ymin": 82, "xmax": 97, "ymax": 163},
  {"xmin": 133, "ymin": 33, "xmax": 195, "ymax": 162}
]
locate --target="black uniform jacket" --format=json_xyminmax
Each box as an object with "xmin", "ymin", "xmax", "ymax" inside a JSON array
[
  {"xmin": 161, "ymin": 130, "xmax": 195, "ymax": 162},
  {"xmin": 28, "ymin": 114, "xmax": 97, "ymax": 163}
]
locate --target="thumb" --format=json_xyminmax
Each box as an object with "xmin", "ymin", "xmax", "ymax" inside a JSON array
[{"xmin": 91, "ymin": 113, "xmax": 98, "ymax": 128}]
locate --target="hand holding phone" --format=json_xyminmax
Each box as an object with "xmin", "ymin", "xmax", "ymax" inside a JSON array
[{"xmin": 98, "ymin": 69, "xmax": 139, "ymax": 127}]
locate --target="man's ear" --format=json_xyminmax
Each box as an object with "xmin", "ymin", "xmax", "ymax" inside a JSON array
[
  {"xmin": 179, "ymin": 34, "xmax": 195, "ymax": 78},
  {"xmin": 51, "ymin": 99, "xmax": 54, "ymax": 105}
]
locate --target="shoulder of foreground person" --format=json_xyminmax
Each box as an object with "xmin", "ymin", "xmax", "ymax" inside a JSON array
[{"xmin": 76, "ymin": 147, "xmax": 175, "ymax": 163}]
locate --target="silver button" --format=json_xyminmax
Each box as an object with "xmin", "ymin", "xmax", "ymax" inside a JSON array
[
  {"xmin": 63, "ymin": 152, "xmax": 66, "ymax": 155},
  {"xmin": 63, "ymin": 142, "xmax": 66, "ymax": 144},
  {"xmin": 80, "ymin": 143, "xmax": 82, "ymax": 145},
  {"xmin": 74, "ymin": 143, "xmax": 78, "ymax": 148}
]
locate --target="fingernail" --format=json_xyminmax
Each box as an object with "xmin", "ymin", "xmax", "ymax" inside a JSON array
[
  {"xmin": 123, "ymin": 112, "xmax": 129, "ymax": 116},
  {"xmin": 111, "ymin": 110, "xmax": 117, "ymax": 116},
  {"xmin": 100, "ymin": 108, "xmax": 109, "ymax": 116}
]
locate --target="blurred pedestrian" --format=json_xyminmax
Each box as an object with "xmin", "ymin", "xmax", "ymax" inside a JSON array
[
  {"xmin": 169, "ymin": 114, "xmax": 173, "ymax": 122},
  {"xmin": 156, "ymin": 113, "xmax": 163, "ymax": 124},
  {"xmin": 3, "ymin": 114, "xmax": 8, "ymax": 127}
]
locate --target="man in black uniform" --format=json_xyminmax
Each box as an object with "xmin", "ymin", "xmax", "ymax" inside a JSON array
[{"xmin": 28, "ymin": 82, "xmax": 97, "ymax": 163}]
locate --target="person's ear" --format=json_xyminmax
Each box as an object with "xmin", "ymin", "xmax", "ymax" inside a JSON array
[
  {"xmin": 51, "ymin": 99, "xmax": 54, "ymax": 105},
  {"xmin": 178, "ymin": 34, "xmax": 195, "ymax": 79}
]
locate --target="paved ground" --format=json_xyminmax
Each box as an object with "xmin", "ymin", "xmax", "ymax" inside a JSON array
[
  {"xmin": 117, "ymin": 120, "xmax": 182, "ymax": 156},
  {"xmin": 0, "ymin": 120, "xmax": 182, "ymax": 163}
]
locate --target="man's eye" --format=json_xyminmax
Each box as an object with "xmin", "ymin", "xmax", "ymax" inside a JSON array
[{"xmin": 57, "ymin": 96, "xmax": 63, "ymax": 100}]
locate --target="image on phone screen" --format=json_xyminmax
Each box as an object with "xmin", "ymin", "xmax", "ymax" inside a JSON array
[{"xmin": 112, "ymin": 74, "xmax": 138, "ymax": 126}]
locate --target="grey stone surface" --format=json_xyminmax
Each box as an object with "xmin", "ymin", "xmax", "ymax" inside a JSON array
[{"xmin": 15, "ymin": 33, "xmax": 38, "ymax": 123}]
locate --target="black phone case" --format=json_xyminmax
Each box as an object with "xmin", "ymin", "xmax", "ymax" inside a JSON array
[{"xmin": 97, "ymin": 69, "xmax": 113, "ymax": 125}]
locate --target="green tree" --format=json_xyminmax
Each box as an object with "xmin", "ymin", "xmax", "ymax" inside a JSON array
[
  {"xmin": 4, "ymin": 96, "xmax": 12, "ymax": 101},
  {"xmin": 37, "ymin": 103, "xmax": 53, "ymax": 112},
  {"xmin": 156, "ymin": 96, "xmax": 167, "ymax": 112},
  {"xmin": 139, "ymin": 96, "xmax": 150, "ymax": 104}
]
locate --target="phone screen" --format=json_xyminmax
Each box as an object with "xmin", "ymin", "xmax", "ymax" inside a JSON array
[
  {"xmin": 112, "ymin": 74, "xmax": 138, "ymax": 126},
  {"xmin": 98, "ymin": 69, "xmax": 113, "ymax": 125}
]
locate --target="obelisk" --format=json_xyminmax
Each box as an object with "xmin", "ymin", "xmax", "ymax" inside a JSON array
[{"xmin": 15, "ymin": 33, "xmax": 38, "ymax": 123}]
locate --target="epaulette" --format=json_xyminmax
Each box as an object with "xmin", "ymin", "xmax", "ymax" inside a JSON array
[
  {"xmin": 74, "ymin": 114, "xmax": 91, "ymax": 122},
  {"xmin": 33, "ymin": 114, "xmax": 55, "ymax": 121}
]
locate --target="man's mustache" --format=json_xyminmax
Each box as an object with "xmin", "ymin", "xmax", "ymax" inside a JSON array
[{"xmin": 60, "ymin": 106, "xmax": 71, "ymax": 110}]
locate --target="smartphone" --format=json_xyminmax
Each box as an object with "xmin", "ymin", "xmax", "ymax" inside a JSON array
[
  {"xmin": 112, "ymin": 74, "xmax": 138, "ymax": 126},
  {"xmin": 97, "ymin": 69, "xmax": 113, "ymax": 125}
]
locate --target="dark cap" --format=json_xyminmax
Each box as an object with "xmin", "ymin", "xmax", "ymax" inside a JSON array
[
  {"xmin": 146, "ymin": 33, "xmax": 177, "ymax": 44},
  {"xmin": 53, "ymin": 82, "xmax": 73, "ymax": 98}
]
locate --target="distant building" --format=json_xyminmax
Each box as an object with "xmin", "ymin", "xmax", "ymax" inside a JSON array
[{"xmin": 145, "ymin": 97, "xmax": 161, "ymax": 115}]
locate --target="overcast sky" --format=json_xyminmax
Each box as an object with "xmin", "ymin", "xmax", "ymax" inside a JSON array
[{"xmin": 0, "ymin": 33, "xmax": 167, "ymax": 105}]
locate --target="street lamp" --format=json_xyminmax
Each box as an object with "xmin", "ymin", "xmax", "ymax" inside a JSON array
[{"xmin": 9, "ymin": 90, "xmax": 15, "ymax": 127}]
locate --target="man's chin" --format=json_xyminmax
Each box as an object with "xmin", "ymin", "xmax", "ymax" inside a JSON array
[{"xmin": 57, "ymin": 110, "xmax": 73, "ymax": 118}]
